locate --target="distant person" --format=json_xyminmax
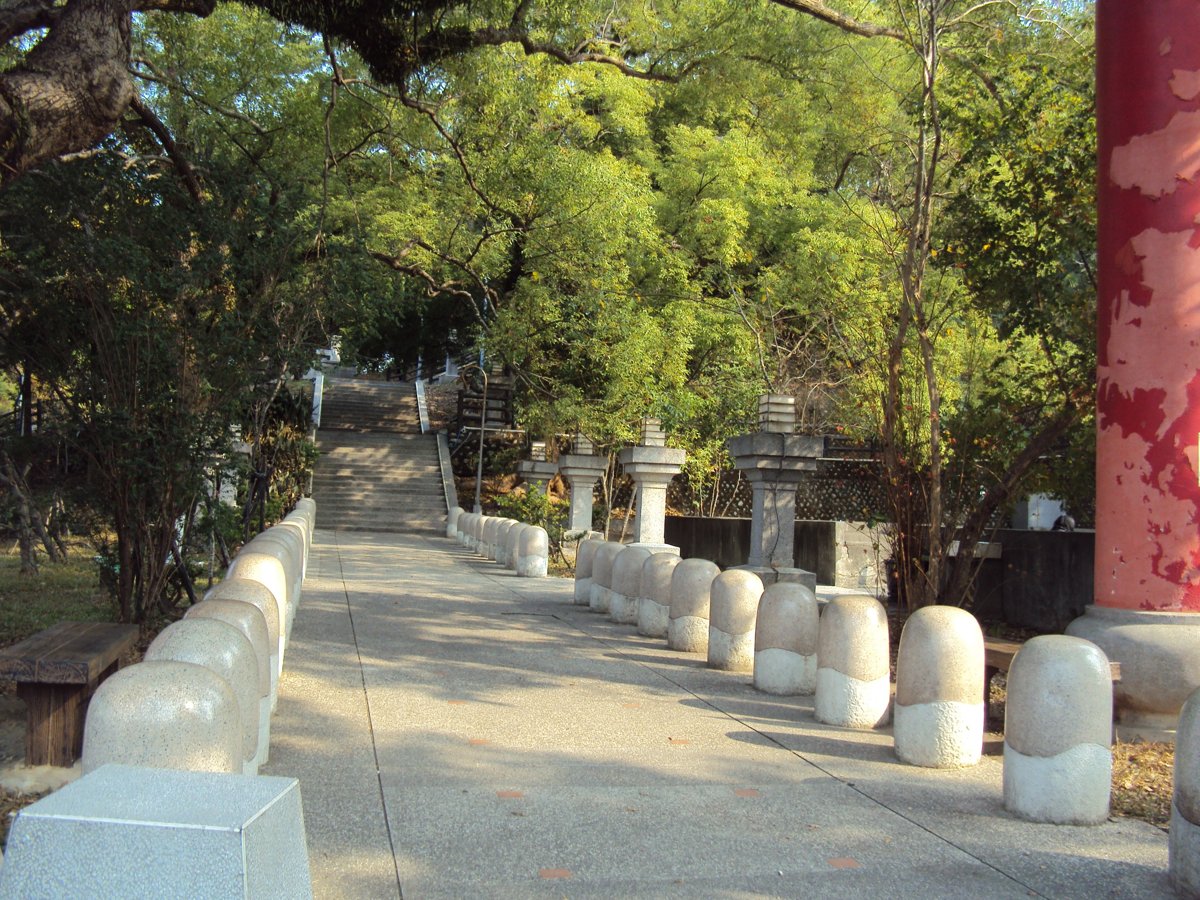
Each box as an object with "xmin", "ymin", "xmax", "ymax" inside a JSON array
[{"xmin": 1052, "ymin": 513, "xmax": 1076, "ymax": 532}]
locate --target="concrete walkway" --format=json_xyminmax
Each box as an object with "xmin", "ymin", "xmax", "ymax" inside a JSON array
[{"xmin": 264, "ymin": 530, "xmax": 1172, "ymax": 899}]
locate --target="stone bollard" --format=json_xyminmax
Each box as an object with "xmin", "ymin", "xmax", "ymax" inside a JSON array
[
  {"xmin": 185, "ymin": 598, "xmax": 273, "ymax": 771},
  {"xmin": 482, "ymin": 517, "xmax": 500, "ymax": 560},
  {"xmin": 246, "ymin": 531, "xmax": 302, "ymax": 610},
  {"xmin": 708, "ymin": 570, "xmax": 764, "ymax": 671},
  {"xmin": 228, "ymin": 550, "xmax": 292, "ymax": 644},
  {"xmin": 447, "ymin": 505, "xmax": 463, "ymax": 539},
  {"xmin": 81, "ymin": 660, "xmax": 242, "ymax": 775},
  {"xmin": 815, "ymin": 595, "xmax": 891, "ymax": 729},
  {"xmin": 278, "ymin": 518, "xmax": 310, "ymax": 579},
  {"xmin": 667, "ymin": 558, "xmax": 720, "ymax": 653},
  {"xmin": 610, "ymin": 547, "xmax": 652, "ymax": 625},
  {"xmin": 753, "ymin": 582, "xmax": 820, "ymax": 695},
  {"xmin": 590, "ymin": 542, "xmax": 625, "ymax": 613},
  {"xmin": 496, "ymin": 518, "xmax": 520, "ymax": 566},
  {"xmin": 893, "ymin": 605, "xmax": 984, "ymax": 768},
  {"xmin": 574, "ymin": 537, "xmax": 603, "ymax": 606},
  {"xmin": 516, "ymin": 525, "xmax": 549, "ymax": 577},
  {"xmin": 478, "ymin": 515, "xmax": 494, "ymax": 555},
  {"xmin": 1171, "ymin": 688, "xmax": 1200, "ymax": 894},
  {"xmin": 492, "ymin": 519, "xmax": 514, "ymax": 567},
  {"xmin": 145, "ymin": 620, "xmax": 261, "ymax": 775},
  {"xmin": 638, "ymin": 554, "xmax": 683, "ymax": 637},
  {"xmin": 456, "ymin": 512, "xmax": 470, "ymax": 545},
  {"xmin": 1003, "ymin": 635, "xmax": 1112, "ymax": 825},
  {"xmin": 472, "ymin": 515, "xmax": 487, "ymax": 554},
  {"xmin": 205, "ymin": 577, "xmax": 282, "ymax": 690}
]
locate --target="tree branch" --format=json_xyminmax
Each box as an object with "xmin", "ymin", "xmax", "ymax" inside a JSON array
[{"xmin": 127, "ymin": 93, "xmax": 202, "ymax": 201}]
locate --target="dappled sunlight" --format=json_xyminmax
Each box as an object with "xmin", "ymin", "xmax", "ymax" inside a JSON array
[{"xmin": 259, "ymin": 529, "xmax": 1170, "ymax": 898}]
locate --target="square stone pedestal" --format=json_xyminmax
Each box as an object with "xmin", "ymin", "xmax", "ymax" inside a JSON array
[
  {"xmin": 0, "ymin": 764, "xmax": 312, "ymax": 899},
  {"xmin": 733, "ymin": 564, "xmax": 817, "ymax": 593}
]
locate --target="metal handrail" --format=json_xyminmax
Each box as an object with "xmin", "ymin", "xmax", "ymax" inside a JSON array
[{"xmin": 414, "ymin": 378, "xmax": 430, "ymax": 435}]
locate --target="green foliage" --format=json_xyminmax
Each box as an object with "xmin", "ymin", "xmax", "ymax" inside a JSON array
[{"xmin": 494, "ymin": 486, "xmax": 570, "ymax": 563}]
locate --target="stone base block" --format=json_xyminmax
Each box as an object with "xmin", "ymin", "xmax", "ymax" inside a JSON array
[
  {"xmin": 708, "ymin": 627, "xmax": 753, "ymax": 672},
  {"xmin": 1065, "ymin": 604, "xmax": 1200, "ymax": 742},
  {"xmin": 0, "ymin": 764, "xmax": 313, "ymax": 899},
  {"xmin": 732, "ymin": 564, "xmax": 816, "ymax": 592},
  {"xmin": 893, "ymin": 700, "xmax": 982, "ymax": 768},
  {"xmin": 628, "ymin": 543, "xmax": 680, "ymax": 555},
  {"xmin": 1171, "ymin": 802, "xmax": 1200, "ymax": 895},
  {"xmin": 814, "ymin": 668, "xmax": 891, "ymax": 729},
  {"xmin": 609, "ymin": 592, "xmax": 638, "ymax": 625},
  {"xmin": 573, "ymin": 577, "xmax": 593, "ymax": 606},
  {"xmin": 1003, "ymin": 741, "xmax": 1110, "ymax": 824},
  {"xmin": 589, "ymin": 585, "xmax": 611, "ymax": 613},
  {"xmin": 637, "ymin": 599, "xmax": 670, "ymax": 638},
  {"xmin": 515, "ymin": 555, "xmax": 547, "ymax": 578},
  {"xmin": 253, "ymin": 695, "xmax": 271, "ymax": 773},
  {"xmin": 754, "ymin": 648, "xmax": 816, "ymax": 696},
  {"xmin": 667, "ymin": 615, "xmax": 707, "ymax": 653}
]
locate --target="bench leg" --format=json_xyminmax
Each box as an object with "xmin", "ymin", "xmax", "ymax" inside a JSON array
[{"xmin": 16, "ymin": 682, "xmax": 87, "ymax": 767}]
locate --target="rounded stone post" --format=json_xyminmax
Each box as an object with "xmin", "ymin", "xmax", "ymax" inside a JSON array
[
  {"xmin": 708, "ymin": 569, "xmax": 764, "ymax": 671},
  {"xmin": 753, "ymin": 582, "xmax": 820, "ymax": 695},
  {"xmin": 590, "ymin": 542, "xmax": 625, "ymax": 613},
  {"xmin": 1170, "ymin": 688, "xmax": 1200, "ymax": 893},
  {"xmin": 205, "ymin": 578, "xmax": 281, "ymax": 690},
  {"xmin": 447, "ymin": 505, "xmax": 463, "ymax": 539},
  {"xmin": 494, "ymin": 519, "xmax": 518, "ymax": 567},
  {"xmin": 82, "ymin": 660, "xmax": 242, "ymax": 775},
  {"xmin": 610, "ymin": 547, "xmax": 652, "ymax": 624},
  {"xmin": 483, "ymin": 517, "xmax": 501, "ymax": 560},
  {"xmin": 185, "ymin": 598, "xmax": 273, "ymax": 770},
  {"xmin": 1003, "ymin": 635, "xmax": 1112, "ymax": 824},
  {"xmin": 500, "ymin": 522, "xmax": 521, "ymax": 569},
  {"xmin": 638, "ymin": 554, "xmax": 683, "ymax": 637},
  {"xmin": 145, "ymin": 619, "xmax": 261, "ymax": 773},
  {"xmin": 815, "ymin": 595, "xmax": 891, "ymax": 729},
  {"xmin": 667, "ymin": 558, "xmax": 720, "ymax": 653},
  {"xmin": 893, "ymin": 605, "xmax": 984, "ymax": 768},
  {"xmin": 246, "ymin": 531, "xmax": 302, "ymax": 611},
  {"xmin": 574, "ymin": 537, "xmax": 603, "ymax": 606},
  {"xmin": 516, "ymin": 525, "xmax": 549, "ymax": 578},
  {"xmin": 456, "ymin": 511, "xmax": 471, "ymax": 545},
  {"xmin": 228, "ymin": 551, "xmax": 291, "ymax": 641}
]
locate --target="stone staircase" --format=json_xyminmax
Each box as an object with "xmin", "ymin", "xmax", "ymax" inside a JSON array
[{"xmin": 312, "ymin": 379, "xmax": 446, "ymax": 535}]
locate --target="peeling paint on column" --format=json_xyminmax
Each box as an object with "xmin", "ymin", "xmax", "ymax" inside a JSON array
[{"xmin": 1096, "ymin": 1, "xmax": 1200, "ymax": 610}]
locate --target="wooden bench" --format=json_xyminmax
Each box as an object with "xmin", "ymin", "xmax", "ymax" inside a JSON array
[
  {"xmin": 0, "ymin": 621, "xmax": 140, "ymax": 767},
  {"xmin": 982, "ymin": 637, "xmax": 1121, "ymax": 755}
]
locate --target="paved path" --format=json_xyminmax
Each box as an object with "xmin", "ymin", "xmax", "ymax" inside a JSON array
[{"xmin": 264, "ymin": 530, "xmax": 1172, "ymax": 899}]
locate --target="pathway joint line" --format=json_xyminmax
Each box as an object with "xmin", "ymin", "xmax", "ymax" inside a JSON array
[
  {"xmin": 557, "ymin": 606, "xmax": 1049, "ymax": 899},
  {"xmin": 333, "ymin": 531, "xmax": 406, "ymax": 899}
]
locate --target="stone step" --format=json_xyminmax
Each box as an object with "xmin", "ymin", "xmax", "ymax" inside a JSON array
[
  {"xmin": 314, "ymin": 381, "xmax": 445, "ymax": 533},
  {"xmin": 312, "ymin": 473, "xmax": 441, "ymax": 484}
]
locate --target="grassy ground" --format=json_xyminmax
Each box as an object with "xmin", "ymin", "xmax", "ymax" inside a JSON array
[{"xmin": 0, "ymin": 543, "xmax": 114, "ymax": 645}]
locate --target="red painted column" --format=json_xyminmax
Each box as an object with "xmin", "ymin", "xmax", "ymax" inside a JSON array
[{"xmin": 1095, "ymin": 0, "xmax": 1200, "ymax": 611}]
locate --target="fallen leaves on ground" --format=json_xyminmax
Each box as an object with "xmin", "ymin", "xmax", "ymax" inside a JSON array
[{"xmin": 1111, "ymin": 740, "xmax": 1173, "ymax": 829}]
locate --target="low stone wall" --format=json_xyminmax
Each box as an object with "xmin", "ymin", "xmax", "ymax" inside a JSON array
[
  {"xmin": 664, "ymin": 517, "xmax": 886, "ymax": 592},
  {"xmin": 993, "ymin": 529, "xmax": 1095, "ymax": 632}
]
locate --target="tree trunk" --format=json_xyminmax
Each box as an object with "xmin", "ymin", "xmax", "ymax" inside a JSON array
[{"xmin": 0, "ymin": 0, "xmax": 134, "ymax": 184}]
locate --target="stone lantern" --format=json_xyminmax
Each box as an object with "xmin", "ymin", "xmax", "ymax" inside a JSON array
[
  {"xmin": 725, "ymin": 395, "xmax": 823, "ymax": 589},
  {"xmin": 617, "ymin": 418, "xmax": 685, "ymax": 547},
  {"xmin": 557, "ymin": 434, "xmax": 608, "ymax": 535}
]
